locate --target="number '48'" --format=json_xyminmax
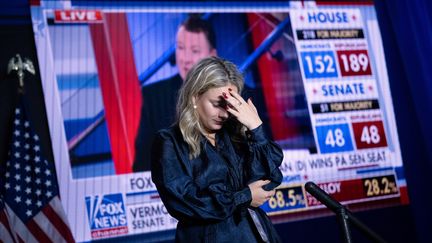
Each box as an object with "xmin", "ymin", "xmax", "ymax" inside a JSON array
[
  {"xmin": 316, "ymin": 124, "xmax": 354, "ymax": 153},
  {"xmin": 361, "ymin": 125, "xmax": 380, "ymax": 144},
  {"xmin": 325, "ymin": 128, "xmax": 345, "ymax": 147}
]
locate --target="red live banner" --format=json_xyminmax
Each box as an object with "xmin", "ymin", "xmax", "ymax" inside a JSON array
[{"xmin": 54, "ymin": 10, "xmax": 103, "ymax": 23}]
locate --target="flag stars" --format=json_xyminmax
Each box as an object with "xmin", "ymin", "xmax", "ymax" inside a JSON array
[
  {"xmin": 6, "ymin": 104, "xmax": 65, "ymax": 228},
  {"xmin": 14, "ymin": 185, "xmax": 21, "ymax": 192},
  {"xmin": 6, "ymin": 105, "xmax": 63, "ymax": 226},
  {"xmin": 14, "ymin": 130, "xmax": 20, "ymax": 137}
]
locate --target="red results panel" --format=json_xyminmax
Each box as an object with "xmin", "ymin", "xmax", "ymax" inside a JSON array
[
  {"xmin": 352, "ymin": 120, "xmax": 388, "ymax": 149},
  {"xmin": 306, "ymin": 179, "xmax": 364, "ymax": 207},
  {"xmin": 336, "ymin": 49, "xmax": 372, "ymax": 77},
  {"xmin": 306, "ymin": 175, "xmax": 399, "ymax": 207}
]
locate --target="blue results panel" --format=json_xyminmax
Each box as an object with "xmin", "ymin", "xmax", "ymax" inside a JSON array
[
  {"xmin": 260, "ymin": 185, "xmax": 306, "ymax": 213},
  {"xmin": 315, "ymin": 123, "xmax": 354, "ymax": 153},
  {"xmin": 300, "ymin": 51, "xmax": 338, "ymax": 79}
]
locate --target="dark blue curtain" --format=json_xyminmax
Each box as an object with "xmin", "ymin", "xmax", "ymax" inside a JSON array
[{"xmin": 375, "ymin": 0, "xmax": 432, "ymax": 242}]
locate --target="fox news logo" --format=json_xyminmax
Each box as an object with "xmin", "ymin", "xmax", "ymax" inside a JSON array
[{"xmin": 85, "ymin": 193, "xmax": 128, "ymax": 239}]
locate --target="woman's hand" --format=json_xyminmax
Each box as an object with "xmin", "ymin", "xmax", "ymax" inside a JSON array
[
  {"xmin": 222, "ymin": 89, "xmax": 262, "ymax": 130},
  {"xmin": 248, "ymin": 180, "xmax": 275, "ymax": 207}
]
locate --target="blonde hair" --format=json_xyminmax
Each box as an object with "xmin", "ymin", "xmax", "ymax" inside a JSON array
[{"xmin": 176, "ymin": 56, "xmax": 245, "ymax": 159}]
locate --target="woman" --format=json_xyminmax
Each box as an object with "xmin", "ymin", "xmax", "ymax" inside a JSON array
[{"xmin": 151, "ymin": 57, "xmax": 283, "ymax": 242}]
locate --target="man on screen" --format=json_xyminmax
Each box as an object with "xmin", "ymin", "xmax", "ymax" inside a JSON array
[{"xmin": 133, "ymin": 15, "xmax": 217, "ymax": 172}]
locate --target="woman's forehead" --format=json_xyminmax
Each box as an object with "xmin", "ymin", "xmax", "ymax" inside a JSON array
[{"xmin": 203, "ymin": 84, "xmax": 238, "ymax": 97}]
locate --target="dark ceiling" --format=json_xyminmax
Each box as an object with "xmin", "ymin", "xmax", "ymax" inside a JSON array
[{"xmin": 0, "ymin": 0, "xmax": 32, "ymax": 25}]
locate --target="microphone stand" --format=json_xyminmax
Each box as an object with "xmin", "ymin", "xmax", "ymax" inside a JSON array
[
  {"xmin": 305, "ymin": 182, "xmax": 387, "ymax": 243},
  {"xmin": 337, "ymin": 207, "xmax": 352, "ymax": 243}
]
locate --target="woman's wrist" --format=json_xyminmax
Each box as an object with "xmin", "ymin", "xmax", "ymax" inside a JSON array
[{"xmin": 246, "ymin": 120, "xmax": 262, "ymax": 131}]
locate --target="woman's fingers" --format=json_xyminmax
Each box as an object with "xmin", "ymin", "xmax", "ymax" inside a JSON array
[
  {"xmin": 249, "ymin": 180, "xmax": 271, "ymax": 187},
  {"xmin": 247, "ymin": 98, "xmax": 257, "ymax": 113},
  {"xmin": 223, "ymin": 91, "xmax": 244, "ymax": 110},
  {"xmin": 268, "ymin": 190, "xmax": 276, "ymax": 198},
  {"xmin": 222, "ymin": 89, "xmax": 262, "ymax": 130},
  {"xmin": 228, "ymin": 89, "xmax": 245, "ymax": 104},
  {"xmin": 249, "ymin": 180, "xmax": 276, "ymax": 207}
]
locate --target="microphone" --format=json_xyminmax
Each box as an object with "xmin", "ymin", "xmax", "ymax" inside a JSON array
[
  {"xmin": 305, "ymin": 181, "xmax": 344, "ymax": 213},
  {"xmin": 305, "ymin": 181, "xmax": 387, "ymax": 243}
]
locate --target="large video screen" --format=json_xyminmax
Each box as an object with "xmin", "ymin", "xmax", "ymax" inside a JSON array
[{"xmin": 31, "ymin": 1, "xmax": 408, "ymax": 241}]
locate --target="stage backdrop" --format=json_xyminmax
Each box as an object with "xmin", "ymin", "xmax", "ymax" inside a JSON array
[{"xmin": 30, "ymin": 1, "xmax": 408, "ymax": 241}]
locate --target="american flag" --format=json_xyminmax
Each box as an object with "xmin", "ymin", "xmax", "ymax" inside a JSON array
[{"xmin": 0, "ymin": 101, "xmax": 75, "ymax": 243}]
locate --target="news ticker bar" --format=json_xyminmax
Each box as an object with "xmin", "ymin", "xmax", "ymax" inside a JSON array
[{"xmin": 261, "ymin": 174, "xmax": 399, "ymax": 215}]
